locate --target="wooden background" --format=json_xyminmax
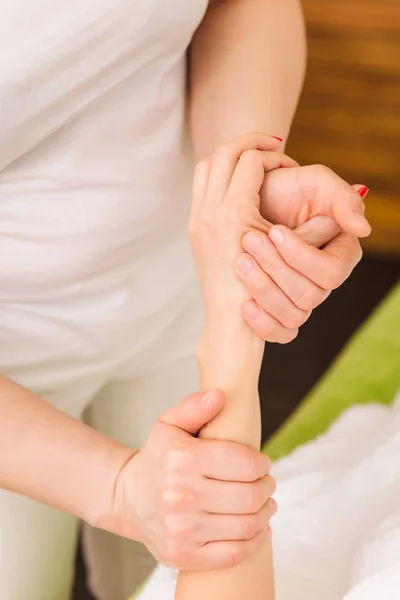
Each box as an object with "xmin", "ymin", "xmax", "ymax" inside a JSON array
[{"xmin": 287, "ymin": 0, "xmax": 400, "ymax": 257}]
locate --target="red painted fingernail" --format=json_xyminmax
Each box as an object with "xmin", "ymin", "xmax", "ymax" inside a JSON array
[
  {"xmin": 358, "ymin": 186, "xmax": 369, "ymax": 200},
  {"xmin": 271, "ymin": 136, "xmax": 283, "ymax": 142}
]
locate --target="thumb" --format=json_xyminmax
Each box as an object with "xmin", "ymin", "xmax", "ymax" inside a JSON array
[
  {"xmin": 297, "ymin": 166, "xmax": 371, "ymax": 238},
  {"xmin": 295, "ymin": 215, "xmax": 340, "ymax": 248},
  {"xmin": 159, "ymin": 389, "xmax": 225, "ymax": 435},
  {"xmin": 326, "ymin": 182, "xmax": 371, "ymax": 238}
]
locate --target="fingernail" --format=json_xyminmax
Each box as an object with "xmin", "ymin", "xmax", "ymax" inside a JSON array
[
  {"xmin": 202, "ymin": 391, "xmax": 212, "ymax": 404},
  {"xmin": 269, "ymin": 226, "xmax": 286, "ymax": 246},
  {"xmin": 358, "ymin": 186, "xmax": 369, "ymax": 200},
  {"xmin": 271, "ymin": 136, "xmax": 283, "ymax": 142},
  {"xmin": 236, "ymin": 254, "xmax": 253, "ymax": 275},
  {"xmin": 244, "ymin": 302, "xmax": 261, "ymax": 319},
  {"xmin": 243, "ymin": 232, "xmax": 264, "ymax": 253}
]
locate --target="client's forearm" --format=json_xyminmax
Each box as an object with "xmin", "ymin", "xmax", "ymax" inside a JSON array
[
  {"xmin": 197, "ymin": 316, "xmax": 264, "ymax": 447},
  {"xmin": 175, "ymin": 314, "xmax": 274, "ymax": 599}
]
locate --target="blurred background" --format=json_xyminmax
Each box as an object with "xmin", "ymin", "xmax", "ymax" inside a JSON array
[
  {"xmin": 74, "ymin": 1, "xmax": 400, "ymax": 597},
  {"xmin": 260, "ymin": 0, "xmax": 400, "ymax": 441}
]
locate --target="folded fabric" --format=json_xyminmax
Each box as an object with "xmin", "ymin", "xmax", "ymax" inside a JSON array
[{"xmin": 138, "ymin": 395, "xmax": 400, "ymax": 600}]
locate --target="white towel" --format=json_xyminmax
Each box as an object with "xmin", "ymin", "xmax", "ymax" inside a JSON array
[{"xmin": 138, "ymin": 395, "xmax": 400, "ymax": 600}]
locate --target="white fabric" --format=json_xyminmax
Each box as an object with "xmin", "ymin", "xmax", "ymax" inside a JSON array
[
  {"xmin": 0, "ymin": 1, "xmax": 207, "ymax": 599},
  {"xmin": 139, "ymin": 395, "xmax": 400, "ymax": 600}
]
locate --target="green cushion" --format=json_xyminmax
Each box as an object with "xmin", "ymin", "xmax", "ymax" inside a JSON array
[
  {"xmin": 264, "ymin": 283, "xmax": 400, "ymax": 460},
  {"xmin": 131, "ymin": 284, "xmax": 400, "ymax": 599}
]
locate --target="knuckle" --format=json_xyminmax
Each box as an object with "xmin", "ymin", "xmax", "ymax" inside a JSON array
[
  {"xmin": 199, "ymin": 212, "xmax": 216, "ymax": 233},
  {"xmin": 281, "ymin": 308, "xmax": 307, "ymax": 330},
  {"xmin": 160, "ymin": 484, "xmax": 195, "ymax": 511},
  {"xmin": 268, "ymin": 475, "xmax": 277, "ymax": 495},
  {"xmin": 282, "ymin": 328, "xmax": 299, "ymax": 344},
  {"xmin": 165, "ymin": 515, "xmax": 195, "ymax": 540},
  {"xmin": 354, "ymin": 241, "xmax": 363, "ymax": 265},
  {"xmin": 324, "ymin": 263, "xmax": 346, "ymax": 290},
  {"xmin": 262, "ymin": 321, "xmax": 281, "ymax": 343},
  {"xmin": 161, "ymin": 543, "xmax": 181, "ymax": 567},
  {"xmin": 164, "ymin": 448, "xmax": 195, "ymax": 474},
  {"xmin": 244, "ymin": 452, "xmax": 259, "ymax": 481},
  {"xmin": 254, "ymin": 275, "xmax": 273, "ymax": 298},
  {"xmin": 268, "ymin": 497, "xmax": 278, "ymax": 516},
  {"xmin": 241, "ymin": 516, "xmax": 258, "ymax": 539},
  {"xmin": 295, "ymin": 288, "xmax": 319, "ymax": 311},
  {"xmin": 241, "ymin": 149, "xmax": 260, "ymax": 165},
  {"xmin": 260, "ymin": 250, "xmax": 281, "ymax": 275},
  {"xmin": 262, "ymin": 455, "xmax": 272, "ymax": 476},
  {"xmin": 275, "ymin": 327, "xmax": 298, "ymax": 345},
  {"xmin": 314, "ymin": 163, "xmax": 334, "ymax": 179},
  {"xmin": 247, "ymin": 482, "xmax": 263, "ymax": 512},
  {"xmin": 227, "ymin": 544, "xmax": 245, "ymax": 568}
]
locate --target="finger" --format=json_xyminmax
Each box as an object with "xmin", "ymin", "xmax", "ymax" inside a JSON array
[
  {"xmin": 235, "ymin": 253, "xmax": 310, "ymax": 330},
  {"xmin": 205, "ymin": 132, "xmax": 293, "ymax": 200},
  {"xmin": 298, "ymin": 165, "xmax": 371, "ymax": 237},
  {"xmin": 198, "ymin": 498, "xmax": 277, "ymax": 543},
  {"xmin": 352, "ymin": 184, "xmax": 369, "ymax": 210},
  {"xmin": 269, "ymin": 225, "xmax": 363, "ymax": 291},
  {"xmin": 201, "ymin": 475, "xmax": 276, "ymax": 514},
  {"xmin": 192, "ymin": 527, "xmax": 271, "ymax": 571},
  {"xmin": 242, "ymin": 301, "xmax": 299, "ymax": 343},
  {"xmin": 199, "ymin": 440, "xmax": 271, "ymax": 481},
  {"xmin": 206, "ymin": 133, "xmax": 287, "ymax": 201},
  {"xmin": 225, "ymin": 149, "xmax": 298, "ymax": 204},
  {"xmin": 190, "ymin": 158, "xmax": 212, "ymax": 220},
  {"xmin": 159, "ymin": 389, "xmax": 225, "ymax": 435},
  {"xmin": 295, "ymin": 216, "xmax": 340, "ymax": 248},
  {"xmin": 242, "ymin": 231, "xmax": 329, "ymax": 312}
]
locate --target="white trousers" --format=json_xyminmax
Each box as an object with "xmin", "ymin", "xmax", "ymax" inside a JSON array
[{"xmin": 0, "ymin": 273, "xmax": 201, "ymax": 600}]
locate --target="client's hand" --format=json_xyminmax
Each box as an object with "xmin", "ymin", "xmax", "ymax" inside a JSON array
[
  {"xmin": 189, "ymin": 137, "xmax": 293, "ymax": 320},
  {"xmin": 193, "ymin": 132, "xmax": 371, "ymax": 343},
  {"xmin": 110, "ymin": 390, "xmax": 276, "ymax": 571}
]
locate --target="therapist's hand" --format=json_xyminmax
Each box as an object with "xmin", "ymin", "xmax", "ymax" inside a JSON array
[
  {"xmin": 110, "ymin": 389, "xmax": 276, "ymax": 571},
  {"xmin": 236, "ymin": 163, "xmax": 370, "ymax": 342}
]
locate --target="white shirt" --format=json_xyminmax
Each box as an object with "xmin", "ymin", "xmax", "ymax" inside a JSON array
[
  {"xmin": 0, "ymin": 0, "xmax": 207, "ymax": 301},
  {"xmin": 0, "ymin": 1, "xmax": 208, "ymax": 387}
]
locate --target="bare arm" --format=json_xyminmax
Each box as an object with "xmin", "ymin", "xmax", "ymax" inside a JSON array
[
  {"xmin": 189, "ymin": 0, "xmax": 306, "ymax": 158},
  {"xmin": 0, "ymin": 375, "xmax": 133, "ymax": 526},
  {"xmin": 176, "ymin": 317, "xmax": 274, "ymax": 598},
  {"xmin": 175, "ymin": 140, "xmax": 283, "ymax": 599}
]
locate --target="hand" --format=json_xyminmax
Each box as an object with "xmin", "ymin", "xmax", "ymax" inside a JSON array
[
  {"xmin": 234, "ymin": 149, "xmax": 371, "ymax": 342},
  {"xmin": 111, "ymin": 390, "xmax": 276, "ymax": 570},
  {"xmin": 189, "ymin": 132, "xmax": 297, "ymax": 320}
]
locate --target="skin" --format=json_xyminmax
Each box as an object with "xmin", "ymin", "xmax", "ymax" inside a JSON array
[
  {"xmin": 176, "ymin": 144, "xmax": 279, "ymax": 599},
  {"xmin": 0, "ymin": 136, "xmax": 370, "ymax": 573},
  {"xmin": 0, "ymin": 379, "xmax": 274, "ymax": 572},
  {"xmin": 0, "ymin": 0, "xmax": 372, "ymax": 578},
  {"xmin": 189, "ymin": 0, "xmax": 369, "ymax": 344},
  {"xmin": 176, "ymin": 137, "xmax": 371, "ymax": 597}
]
